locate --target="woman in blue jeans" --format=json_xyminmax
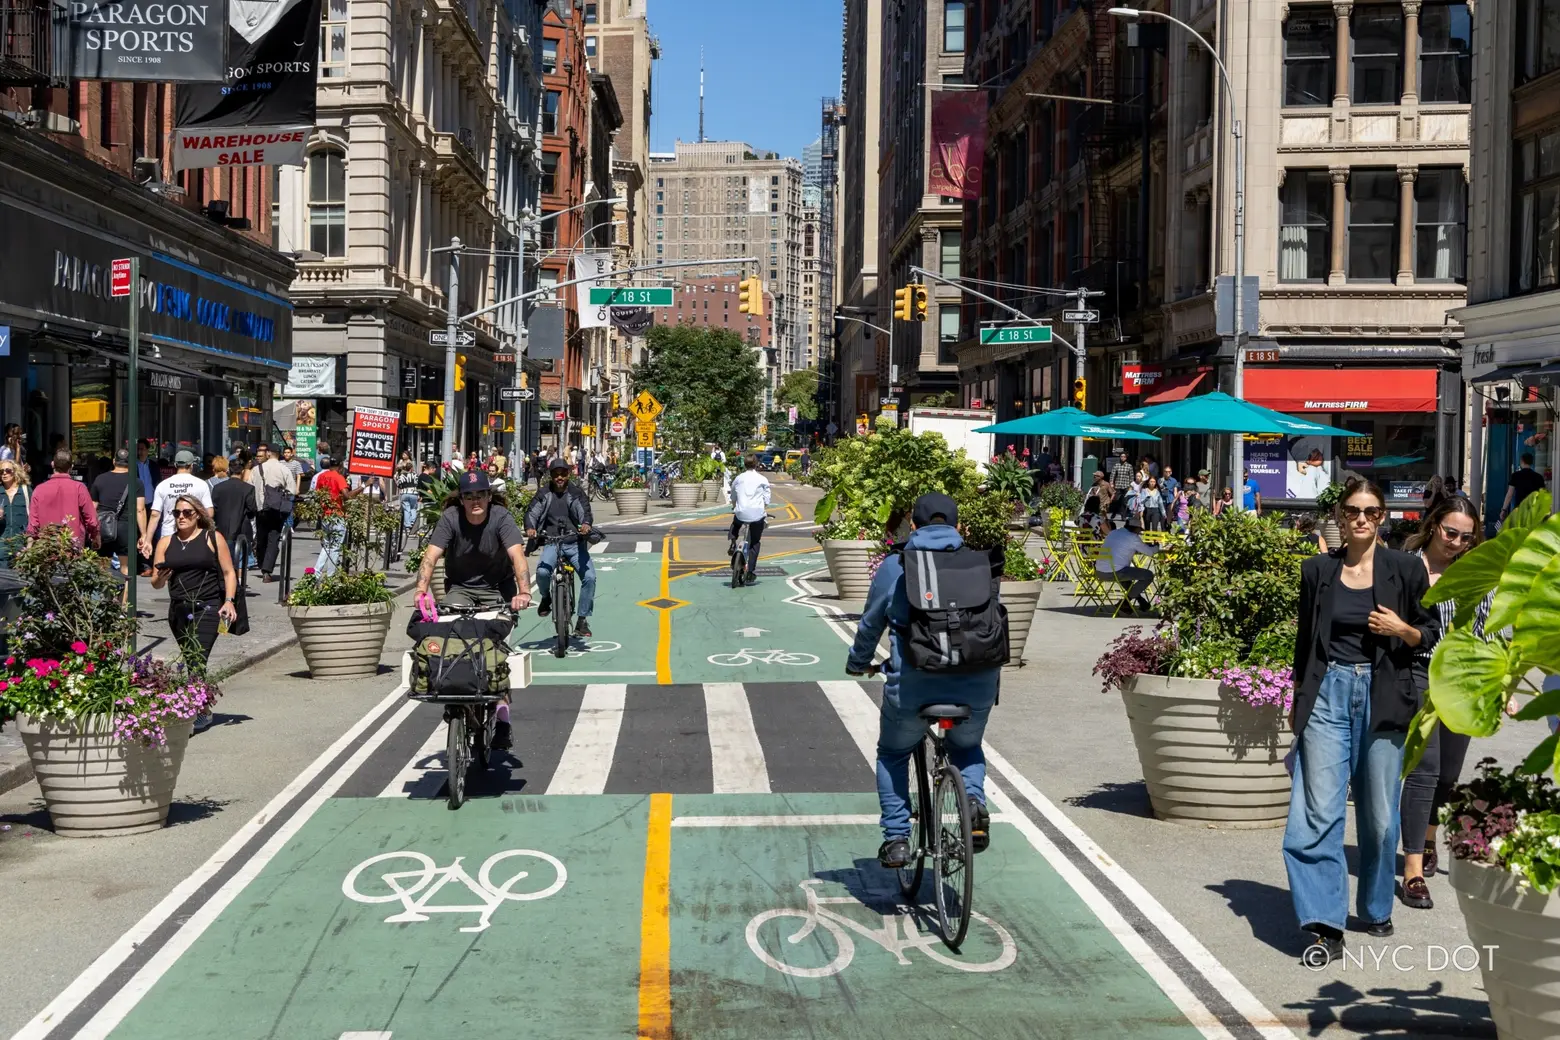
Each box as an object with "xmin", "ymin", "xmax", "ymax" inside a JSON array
[{"xmin": 1284, "ymin": 478, "xmax": 1440, "ymax": 967}]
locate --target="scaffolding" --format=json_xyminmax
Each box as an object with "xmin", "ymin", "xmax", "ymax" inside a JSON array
[{"xmin": 816, "ymin": 95, "xmax": 843, "ymax": 432}]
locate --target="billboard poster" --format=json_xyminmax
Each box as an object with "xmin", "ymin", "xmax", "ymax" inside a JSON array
[
  {"xmin": 1343, "ymin": 422, "xmax": 1375, "ymax": 476},
  {"xmin": 346, "ymin": 406, "xmax": 399, "ymax": 478},
  {"xmin": 1247, "ymin": 436, "xmax": 1338, "ymax": 500},
  {"xmin": 172, "ymin": 0, "xmax": 321, "ymax": 170},
  {"xmin": 573, "ymin": 252, "xmax": 613, "ymax": 329},
  {"xmin": 928, "ymin": 90, "xmax": 988, "ymax": 200},
  {"xmin": 1245, "ymin": 438, "xmax": 1287, "ymax": 502},
  {"xmin": 294, "ymin": 400, "xmax": 317, "ymax": 462},
  {"xmin": 70, "ymin": 0, "xmax": 228, "ymax": 82}
]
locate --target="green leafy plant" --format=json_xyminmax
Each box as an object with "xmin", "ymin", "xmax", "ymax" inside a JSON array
[
  {"xmin": 8, "ymin": 527, "xmax": 134, "ymax": 658},
  {"xmin": 1037, "ymin": 480, "xmax": 1084, "ymax": 516},
  {"xmin": 1169, "ymin": 636, "xmax": 1244, "ymax": 679},
  {"xmin": 288, "ymin": 567, "xmax": 395, "ymax": 607},
  {"xmin": 686, "ymin": 455, "xmax": 726, "ymax": 483},
  {"xmin": 613, "ymin": 468, "xmax": 648, "ymax": 490},
  {"xmin": 1440, "ymin": 759, "xmax": 1560, "ymax": 892},
  {"xmin": 954, "ymin": 488, "xmax": 1011, "ymax": 551},
  {"xmin": 1315, "ymin": 482, "xmax": 1346, "ymax": 510},
  {"xmin": 1003, "ymin": 542, "xmax": 1042, "ymax": 582},
  {"xmin": 632, "ymin": 324, "xmax": 766, "ymax": 447},
  {"xmin": 810, "ymin": 426, "xmax": 978, "ymax": 542},
  {"xmin": 984, "ymin": 450, "xmax": 1035, "ymax": 510},
  {"xmin": 1405, "ymin": 491, "xmax": 1560, "ymax": 783}
]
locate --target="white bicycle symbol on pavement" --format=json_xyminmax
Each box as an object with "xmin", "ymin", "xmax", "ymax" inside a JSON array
[
  {"xmin": 342, "ymin": 850, "xmax": 567, "ymax": 933},
  {"xmin": 746, "ymin": 880, "xmax": 1017, "ymax": 977},
  {"xmin": 565, "ymin": 640, "xmax": 621, "ymax": 658},
  {"xmin": 708, "ymin": 648, "xmax": 820, "ymax": 667}
]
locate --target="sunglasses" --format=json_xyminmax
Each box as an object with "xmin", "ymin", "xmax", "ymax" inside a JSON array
[
  {"xmin": 460, "ymin": 492, "xmax": 489, "ymax": 501},
  {"xmin": 173, "ymin": 508, "xmax": 199, "ymax": 519},
  {"xmin": 1438, "ymin": 523, "xmax": 1476, "ymax": 545},
  {"xmin": 1341, "ymin": 505, "xmax": 1385, "ymax": 522}
]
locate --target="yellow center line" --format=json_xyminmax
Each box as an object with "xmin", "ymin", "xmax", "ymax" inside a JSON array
[
  {"xmin": 657, "ymin": 536, "xmax": 673, "ymax": 684},
  {"xmin": 638, "ymin": 792, "xmax": 673, "ymax": 1039}
]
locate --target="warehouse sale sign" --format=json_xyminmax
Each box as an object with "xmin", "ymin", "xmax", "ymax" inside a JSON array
[{"xmin": 346, "ymin": 407, "xmax": 400, "ymax": 478}]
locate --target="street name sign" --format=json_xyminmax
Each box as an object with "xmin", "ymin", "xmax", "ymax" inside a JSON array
[
  {"xmin": 979, "ymin": 325, "xmax": 1053, "ymax": 345},
  {"xmin": 588, "ymin": 287, "xmax": 674, "ymax": 307},
  {"xmin": 430, "ymin": 329, "xmax": 477, "ymax": 347},
  {"xmin": 493, "ymin": 353, "xmax": 516, "ymax": 363},
  {"xmin": 499, "ymin": 387, "xmax": 533, "ymax": 402},
  {"xmin": 1062, "ymin": 309, "xmax": 1100, "ymax": 324}
]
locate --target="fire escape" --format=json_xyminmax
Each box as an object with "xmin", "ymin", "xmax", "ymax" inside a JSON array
[{"xmin": 0, "ymin": 0, "xmax": 65, "ymax": 88}]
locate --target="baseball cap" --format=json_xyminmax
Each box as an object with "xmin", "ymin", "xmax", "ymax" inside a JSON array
[
  {"xmin": 1198, "ymin": 468, "xmax": 1211, "ymax": 478},
  {"xmin": 460, "ymin": 469, "xmax": 491, "ymax": 493},
  {"xmin": 547, "ymin": 457, "xmax": 570, "ymax": 472},
  {"xmin": 911, "ymin": 491, "xmax": 958, "ymax": 528},
  {"xmin": 174, "ymin": 449, "xmax": 198, "ymax": 466}
]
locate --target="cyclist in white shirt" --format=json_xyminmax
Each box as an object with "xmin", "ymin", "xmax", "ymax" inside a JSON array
[{"xmin": 727, "ymin": 454, "xmax": 772, "ymax": 586}]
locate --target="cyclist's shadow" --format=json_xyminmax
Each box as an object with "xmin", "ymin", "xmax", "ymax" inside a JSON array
[{"xmin": 813, "ymin": 860, "xmax": 941, "ymax": 929}]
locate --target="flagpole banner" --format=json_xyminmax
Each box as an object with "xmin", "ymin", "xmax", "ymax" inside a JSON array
[
  {"xmin": 609, "ymin": 306, "xmax": 652, "ymax": 336},
  {"xmin": 70, "ymin": 0, "xmax": 229, "ymax": 82},
  {"xmin": 573, "ymin": 251, "xmax": 613, "ymax": 329},
  {"xmin": 172, "ymin": 0, "xmax": 321, "ymax": 170},
  {"xmin": 928, "ymin": 89, "xmax": 989, "ymax": 200}
]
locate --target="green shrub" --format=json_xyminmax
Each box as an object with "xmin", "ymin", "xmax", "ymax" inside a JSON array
[
  {"xmin": 811, "ymin": 427, "xmax": 978, "ymax": 541},
  {"xmin": 1037, "ymin": 480, "xmax": 1084, "ymax": 515}
]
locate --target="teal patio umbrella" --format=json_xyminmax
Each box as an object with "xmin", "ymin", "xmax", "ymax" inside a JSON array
[
  {"xmin": 1095, "ymin": 392, "xmax": 1358, "ymax": 437},
  {"xmin": 975, "ymin": 407, "xmax": 1161, "ymax": 441}
]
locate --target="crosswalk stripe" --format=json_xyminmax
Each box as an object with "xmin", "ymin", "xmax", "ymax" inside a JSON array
[
  {"xmin": 635, "ymin": 540, "xmax": 652, "ymax": 553},
  {"xmin": 546, "ymin": 683, "xmax": 628, "ymax": 794},
  {"xmin": 593, "ymin": 541, "xmax": 610, "ymax": 554},
  {"xmin": 817, "ymin": 681, "xmax": 880, "ymax": 764},
  {"xmin": 704, "ymin": 683, "xmax": 769, "ymax": 794},
  {"xmin": 376, "ymin": 722, "xmax": 448, "ymax": 798}
]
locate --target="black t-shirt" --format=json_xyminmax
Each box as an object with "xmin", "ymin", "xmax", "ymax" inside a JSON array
[
  {"xmin": 429, "ymin": 505, "xmax": 525, "ymax": 590},
  {"xmin": 91, "ymin": 471, "xmax": 135, "ymax": 530},
  {"xmin": 1509, "ymin": 467, "xmax": 1546, "ymax": 508},
  {"xmin": 1328, "ymin": 582, "xmax": 1375, "ymax": 665},
  {"xmin": 416, "ymin": 473, "xmax": 438, "ymax": 498}
]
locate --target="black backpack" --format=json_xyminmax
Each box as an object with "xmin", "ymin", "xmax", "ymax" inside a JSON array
[{"xmin": 900, "ymin": 546, "xmax": 1010, "ymax": 672}]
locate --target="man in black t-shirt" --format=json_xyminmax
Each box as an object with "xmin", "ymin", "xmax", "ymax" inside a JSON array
[
  {"xmin": 91, "ymin": 449, "xmax": 144, "ymax": 599},
  {"xmin": 1501, "ymin": 452, "xmax": 1548, "ymax": 522},
  {"xmin": 417, "ymin": 469, "xmax": 532, "ymax": 611}
]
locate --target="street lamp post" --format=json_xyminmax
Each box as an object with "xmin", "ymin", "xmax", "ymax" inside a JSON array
[
  {"xmin": 1110, "ymin": 7, "xmax": 1246, "ymax": 498},
  {"xmin": 834, "ymin": 311, "xmax": 893, "ymax": 428}
]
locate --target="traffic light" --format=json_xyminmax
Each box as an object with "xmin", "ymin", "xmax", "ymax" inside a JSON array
[
  {"xmin": 738, "ymin": 276, "xmax": 764, "ymax": 315},
  {"xmin": 912, "ymin": 284, "xmax": 929, "ymax": 322},
  {"xmin": 610, "ymin": 391, "xmax": 620, "ymax": 412},
  {"xmin": 1072, "ymin": 378, "xmax": 1087, "ymax": 408},
  {"xmin": 893, "ymin": 285, "xmax": 913, "ymax": 322},
  {"xmin": 454, "ymin": 353, "xmax": 467, "ymax": 391}
]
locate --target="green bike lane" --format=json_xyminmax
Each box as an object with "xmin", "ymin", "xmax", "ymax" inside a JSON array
[{"xmin": 99, "ymin": 793, "xmax": 1210, "ymax": 1040}]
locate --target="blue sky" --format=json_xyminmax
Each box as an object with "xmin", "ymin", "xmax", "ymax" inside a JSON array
[{"xmin": 647, "ymin": 0, "xmax": 842, "ymax": 160}]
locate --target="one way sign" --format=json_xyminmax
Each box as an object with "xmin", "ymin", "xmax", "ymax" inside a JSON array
[
  {"xmin": 430, "ymin": 329, "xmax": 477, "ymax": 347},
  {"xmin": 499, "ymin": 386, "xmax": 535, "ymax": 402},
  {"xmin": 1062, "ymin": 309, "xmax": 1100, "ymax": 324}
]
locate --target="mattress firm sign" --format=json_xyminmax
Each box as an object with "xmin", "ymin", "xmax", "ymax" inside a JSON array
[{"xmin": 70, "ymin": 0, "xmax": 228, "ymax": 82}]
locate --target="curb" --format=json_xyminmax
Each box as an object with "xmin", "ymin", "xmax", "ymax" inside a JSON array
[{"xmin": 0, "ymin": 574, "xmax": 420, "ymax": 797}]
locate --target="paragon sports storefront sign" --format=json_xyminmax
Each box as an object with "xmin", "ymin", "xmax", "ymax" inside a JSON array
[
  {"xmin": 173, "ymin": 128, "xmax": 309, "ymax": 167},
  {"xmin": 69, "ymin": 0, "xmax": 227, "ymax": 82}
]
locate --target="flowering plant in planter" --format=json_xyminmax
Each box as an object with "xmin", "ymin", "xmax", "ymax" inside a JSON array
[
  {"xmin": 1093, "ymin": 626, "xmax": 1177, "ymax": 693},
  {"xmin": 1209, "ymin": 665, "xmax": 1295, "ymax": 713},
  {"xmin": 288, "ymin": 566, "xmax": 395, "ymax": 607},
  {"xmin": 1438, "ymin": 759, "xmax": 1560, "ymax": 892}
]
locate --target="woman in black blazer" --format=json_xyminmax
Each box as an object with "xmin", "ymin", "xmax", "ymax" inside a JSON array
[{"xmin": 1283, "ymin": 478, "xmax": 1440, "ymax": 968}]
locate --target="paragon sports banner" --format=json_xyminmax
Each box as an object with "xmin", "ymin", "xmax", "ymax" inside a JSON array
[
  {"xmin": 69, "ymin": 0, "xmax": 228, "ymax": 82},
  {"xmin": 172, "ymin": 0, "xmax": 320, "ymax": 169},
  {"xmin": 346, "ymin": 406, "xmax": 400, "ymax": 478},
  {"xmin": 928, "ymin": 90, "xmax": 988, "ymax": 200}
]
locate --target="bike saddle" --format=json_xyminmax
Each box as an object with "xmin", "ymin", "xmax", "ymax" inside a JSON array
[{"xmin": 918, "ymin": 704, "xmax": 972, "ymax": 723}]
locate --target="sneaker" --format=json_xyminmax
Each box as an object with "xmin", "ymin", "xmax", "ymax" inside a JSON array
[
  {"xmin": 971, "ymin": 803, "xmax": 991, "ymax": 853},
  {"xmin": 1401, "ymin": 876, "xmax": 1433, "ymax": 910},
  {"xmin": 192, "ymin": 710, "xmax": 215, "ymax": 734},
  {"xmin": 537, "ymin": 600, "xmax": 551, "ymax": 618},
  {"xmin": 491, "ymin": 720, "xmax": 513, "ymax": 751},
  {"xmin": 877, "ymin": 837, "xmax": 911, "ymax": 869},
  {"xmin": 727, "ymin": 538, "xmax": 737, "ymax": 557},
  {"xmin": 575, "ymin": 618, "xmax": 592, "ymax": 639},
  {"xmin": 742, "ymin": 572, "xmax": 758, "ymax": 586},
  {"xmin": 1301, "ymin": 934, "xmax": 1345, "ymax": 969},
  {"xmin": 1364, "ymin": 919, "xmax": 1394, "ymax": 938}
]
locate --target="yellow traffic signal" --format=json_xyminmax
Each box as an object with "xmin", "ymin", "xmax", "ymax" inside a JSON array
[
  {"xmin": 738, "ymin": 276, "xmax": 764, "ymax": 315},
  {"xmin": 893, "ymin": 285, "xmax": 912, "ymax": 322},
  {"xmin": 454, "ymin": 353, "xmax": 467, "ymax": 391},
  {"xmin": 1072, "ymin": 378, "xmax": 1087, "ymax": 408},
  {"xmin": 912, "ymin": 285, "xmax": 929, "ymax": 322},
  {"xmin": 610, "ymin": 391, "xmax": 620, "ymax": 412}
]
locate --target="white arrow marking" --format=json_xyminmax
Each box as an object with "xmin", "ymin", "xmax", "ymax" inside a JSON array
[{"xmin": 734, "ymin": 627, "xmax": 768, "ymax": 637}]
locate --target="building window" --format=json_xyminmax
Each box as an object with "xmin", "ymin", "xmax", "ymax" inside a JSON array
[
  {"xmin": 543, "ymin": 90, "xmax": 560, "ymax": 134},
  {"xmin": 1515, "ymin": 127, "xmax": 1560, "ymax": 293},
  {"xmin": 320, "ymin": 0, "xmax": 348, "ymax": 79},
  {"xmin": 1347, "ymin": 169, "xmax": 1399, "ymax": 280},
  {"xmin": 941, "ymin": 229, "xmax": 962, "ymax": 278},
  {"xmin": 538, "ymin": 269, "xmax": 558, "ymax": 301},
  {"xmin": 541, "ymin": 151, "xmax": 559, "ymax": 195},
  {"xmin": 584, "ymin": 2, "xmax": 596, "ymax": 24},
  {"xmin": 1279, "ymin": 171, "xmax": 1331, "ymax": 281},
  {"xmin": 938, "ymin": 308, "xmax": 959, "ymax": 364},
  {"xmin": 307, "ymin": 150, "xmax": 346, "ymax": 258},
  {"xmin": 1419, "ymin": 2, "xmax": 1471, "ymax": 103},
  {"xmin": 943, "ymin": 73, "xmax": 964, "ymax": 86},
  {"xmin": 1352, "ymin": 6, "xmax": 1403, "ymax": 104},
  {"xmin": 1519, "ymin": 0, "xmax": 1560, "ymax": 83},
  {"xmin": 542, "ymin": 39, "xmax": 556, "ymax": 74},
  {"xmin": 1283, "ymin": 8, "xmax": 1334, "ymax": 106},
  {"xmin": 585, "ymin": 37, "xmax": 597, "ymax": 59},
  {"xmin": 1414, "ymin": 168, "xmax": 1466, "ymax": 281},
  {"xmin": 944, "ymin": 0, "xmax": 965, "ymax": 52}
]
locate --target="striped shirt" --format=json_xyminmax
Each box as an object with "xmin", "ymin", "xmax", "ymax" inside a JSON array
[{"xmin": 1415, "ymin": 550, "xmax": 1496, "ymax": 661}]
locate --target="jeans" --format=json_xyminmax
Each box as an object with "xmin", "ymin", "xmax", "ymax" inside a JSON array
[
  {"xmin": 1101, "ymin": 564, "xmax": 1154, "ymax": 602},
  {"xmin": 535, "ymin": 541, "xmax": 595, "ymax": 618},
  {"xmin": 1283, "ymin": 662, "xmax": 1406, "ymax": 932},
  {"xmin": 876, "ymin": 683, "xmax": 998, "ymax": 840},
  {"xmin": 401, "ymin": 492, "xmax": 419, "ymax": 531},
  {"xmin": 315, "ymin": 516, "xmax": 347, "ymax": 576}
]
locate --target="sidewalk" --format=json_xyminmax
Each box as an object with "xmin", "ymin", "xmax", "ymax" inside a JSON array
[{"xmin": 0, "ymin": 527, "xmax": 419, "ymax": 795}]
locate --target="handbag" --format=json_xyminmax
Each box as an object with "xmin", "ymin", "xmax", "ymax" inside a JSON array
[
  {"xmin": 261, "ymin": 462, "xmax": 294, "ymax": 514},
  {"xmin": 99, "ymin": 480, "xmax": 130, "ymax": 544}
]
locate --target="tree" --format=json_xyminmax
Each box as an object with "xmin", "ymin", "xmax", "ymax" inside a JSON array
[
  {"xmin": 632, "ymin": 324, "xmax": 765, "ymax": 449},
  {"xmin": 776, "ymin": 368, "xmax": 819, "ymax": 420}
]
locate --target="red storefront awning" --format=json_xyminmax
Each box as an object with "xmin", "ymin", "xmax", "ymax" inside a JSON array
[
  {"xmin": 1243, "ymin": 368, "xmax": 1438, "ymax": 413},
  {"xmin": 1143, "ymin": 371, "xmax": 1207, "ymax": 404}
]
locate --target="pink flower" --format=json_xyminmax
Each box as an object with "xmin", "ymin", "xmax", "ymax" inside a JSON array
[
  {"xmin": 85, "ymin": 663, "xmax": 95, "ymax": 674},
  {"xmin": 3, "ymin": 656, "xmax": 12, "ymax": 666},
  {"xmin": 0, "ymin": 680, "xmax": 8, "ymax": 692},
  {"xmin": 304, "ymin": 567, "xmax": 316, "ymax": 575},
  {"xmin": 71, "ymin": 641, "xmax": 88, "ymax": 655}
]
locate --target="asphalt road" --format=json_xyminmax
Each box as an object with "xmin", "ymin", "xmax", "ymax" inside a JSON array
[{"xmin": 0, "ymin": 475, "xmax": 1524, "ymax": 1039}]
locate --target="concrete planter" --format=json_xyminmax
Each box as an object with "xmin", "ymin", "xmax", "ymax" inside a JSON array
[
  {"xmin": 821, "ymin": 539, "xmax": 877, "ymax": 601},
  {"xmin": 998, "ymin": 579, "xmax": 1042, "ymax": 667},
  {"xmin": 615, "ymin": 488, "xmax": 649, "ymax": 516},
  {"xmin": 17, "ymin": 713, "xmax": 192, "ymax": 837},
  {"xmin": 671, "ymin": 482, "xmax": 701, "ymax": 509},
  {"xmin": 287, "ymin": 600, "xmax": 395, "ymax": 679},
  {"xmin": 1319, "ymin": 518, "xmax": 1343, "ymax": 550},
  {"xmin": 1450, "ymin": 856, "xmax": 1560, "ymax": 1040},
  {"xmin": 700, "ymin": 479, "xmax": 721, "ymax": 502},
  {"xmin": 1119, "ymin": 673, "xmax": 1291, "ymax": 827}
]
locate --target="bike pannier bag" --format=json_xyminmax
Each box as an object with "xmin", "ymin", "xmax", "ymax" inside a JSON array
[
  {"xmin": 406, "ymin": 616, "xmax": 512, "ymax": 696},
  {"xmin": 900, "ymin": 547, "xmax": 1009, "ymax": 672}
]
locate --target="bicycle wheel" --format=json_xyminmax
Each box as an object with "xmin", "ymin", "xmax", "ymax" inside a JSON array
[
  {"xmin": 446, "ymin": 713, "xmax": 469, "ymax": 810},
  {"xmin": 896, "ymin": 738, "xmax": 932, "ymax": 901},
  {"xmin": 471, "ymin": 703, "xmax": 493, "ymax": 772},
  {"xmin": 731, "ymin": 532, "xmax": 745, "ymax": 589},
  {"xmin": 552, "ymin": 571, "xmax": 574, "ymax": 658},
  {"xmin": 931, "ymin": 761, "xmax": 974, "ymax": 948}
]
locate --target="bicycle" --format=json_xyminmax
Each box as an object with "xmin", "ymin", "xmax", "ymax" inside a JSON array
[
  {"xmin": 707, "ymin": 648, "xmax": 819, "ymax": 667},
  {"xmin": 532, "ymin": 531, "xmax": 581, "ymax": 659},
  {"xmin": 587, "ymin": 467, "xmax": 614, "ymax": 502},
  {"xmin": 407, "ymin": 604, "xmax": 515, "ymax": 810},
  {"xmin": 730, "ymin": 520, "xmax": 752, "ymax": 588}
]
